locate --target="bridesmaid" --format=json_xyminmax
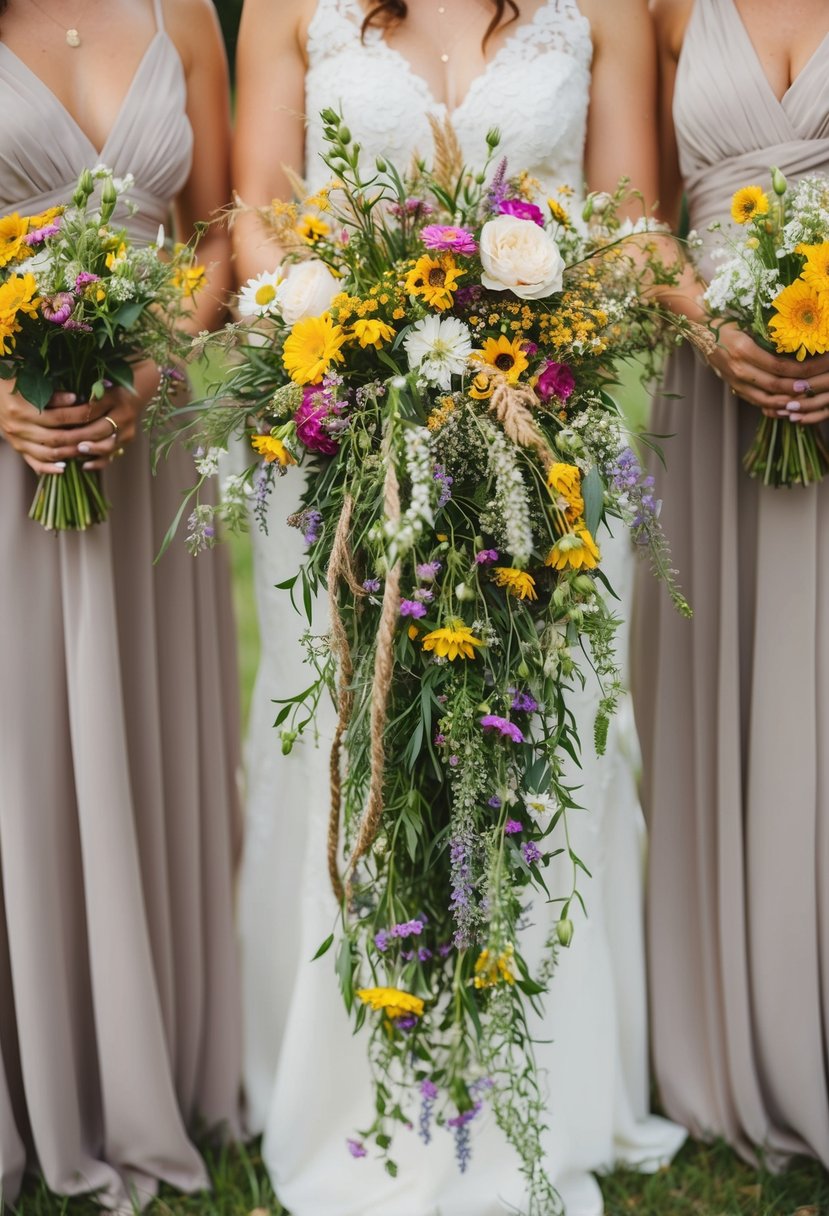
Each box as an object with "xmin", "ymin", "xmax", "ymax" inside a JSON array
[
  {"xmin": 636, "ymin": 0, "xmax": 829, "ymax": 1169},
  {"xmin": 0, "ymin": 0, "xmax": 241, "ymax": 1209}
]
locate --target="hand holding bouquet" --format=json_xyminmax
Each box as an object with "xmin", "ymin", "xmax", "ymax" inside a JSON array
[
  {"xmin": 704, "ymin": 168, "xmax": 829, "ymax": 486},
  {"xmin": 0, "ymin": 167, "xmax": 201, "ymax": 529}
]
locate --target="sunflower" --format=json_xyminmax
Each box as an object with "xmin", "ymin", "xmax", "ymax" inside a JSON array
[
  {"xmin": 768, "ymin": 279, "xmax": 829, "ymax": 361},
  {"xmin": 730, "ymin": 185, "xmax": 769, "ymax": 225},
  {"xmin": 545, "ymin": 526, "xmax": 601, "ymax": 571},
  {"xmin": 547, "ymin": 197, "xmax": 571, "ymax": 227},
  {"xmin": 296, "ymin": 213, "xmax": 330, "ymax": 244},
  {"xmin": 491, "ymin": 566, "xmax": 538, "ymax": 600},
  {"xmin": 0, "ymin": 213, "xmax": 32, "ymax": 267},
  {"xmin": 421, "ymin": 618, "xmax": 483, "ymax": 660},
  {"xmin": 468, "ymin": 370, "xmax": 494, "ymax": 400},
  {"xmin": 0, "ymin": 272, "xmax": 40, "ymax": 353},
  {"xmin": 404, "ymin": 253, "xmax": 463, "ymax": 311},
  {"xmin": 474, "ymin": 335, "xmax": 530, "ymax": 384},
  {"xmin": 798, "ymin": 243, "xmax": 829, "ymax": 295},
  {"xmin": 547, "ymin": 462, "xmax": 584, "ymax": 525},
  {"xmin": 283, "ymin": 313, "xmax": 347, "ymax": 384},
  {"xmin": 350, "ymin": 317, "xmax": 395, "ymax": 348},
  {"xmin": 251, "ymin": 433, "xmax": 296, "ymax": 466},
  {"xmin": 356, "ymin": 987, "xmax": 425, "ymax": 1020}
]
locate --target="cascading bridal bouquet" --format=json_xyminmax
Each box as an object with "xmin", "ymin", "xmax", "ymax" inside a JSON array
[
  {"xmin": 0, "ymin": 166, "xmax": 202, "ymax": 530},
  {"xmin": 704, "ymin": 167, "xmax": 829, "ymax": 486},
  {"xmin": 168, "ymin": 114, "xmax": 691, "ymax": 1212}
]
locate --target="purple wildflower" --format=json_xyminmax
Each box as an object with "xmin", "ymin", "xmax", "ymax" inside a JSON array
[
  {"xmin": 400, "ymin": 599, "xmax": 427, "ymax": 619},
  {"xmin": 453, "ymin": 283, "xmax": 485, "ymax": 311},
  {"xmin": 363, "ymin": 577, "xmax": 381, "ymax": 593},
  {"xmin": 25, "ymin": 221, "xmax": 61, "ymax": 245},
  {"xmin": 438, "ymin": 942, "xmax": 453, "ymax": 957},
  {"xmin": 160, "ymin": 365, "xmax": 186, "ymax": 383},
  {"xmin": 522, "ymin": 841, "xmax": 542, "ymax": 865},
  {"xmin": 419, "ymin": 1079, "xmax": 438, "ymax": 1144},
  {"xmin": 396, "ymin": 1014, "xmax": 419, "ymax": 1032},
  {"xmin": 487, "ymin": 158, "xmax": 509, "ymax": 210},
  {"xmin": 505, "ymin": 819, "xmax": 523, "ymax": 835},
  {"xmin": 418, "ymin": 946, "xmax": 433, "ymax": 962},
  {"xmin": 474, "ymin": 549, "xmax": 499, "ymax": 565},
  {"xmin": 413, "ymin": 587, "xmax": 434, "ymax": 603},
  {"xmin": 374, "ymin": 930, "xmax": 391, "ymax": 953},
  {"xmin": 434, "ymin": 732, "xmax": 446, "ymax": 746},
  {"xmin": 73, "ymin": 271, "xmax": 100, "ymax": 291},
  {"xmin": 448, "ymin": 1104, "xmax": 482, "ymax": 1173},
  {"xmin": 449, "ymin": 831, "xmax": 476, "ymax": 948},
  {"xmin": 62, "ymin": 317, "xmax": 92, "ymax": 333},
  {"xmin": 449, "ymin": 754, "xmax": 460, "ymax": 768},
  {"xmin": 421, "ymin": 224, "xmax": 478, "ymax": 255},
  {"xmin": 487, "ymin": 795, "xmax": 502, "ymax": 809},
  {"xmin": 41, "ymin": 293, "xmax": 74, "ymax": 326},
  {"xmin": 498, "ymin": 198, "xmax": 545, "ymax": 227},
  {"xmin": 416, "ymin": 560, "xmax": 442, "ymax": 581},
  {"xmin": 390, "ymin": 919, "xmax": 424, "ymax": 938},
  {"xmin": 510, "ymin": 689, "xmax": 538, "ymax": 713},
  {"xmin": 521, "ymin": 340, "xmax": 539, "ymax": 358},
  {"xmin": 347, "ymin": 1139, "xmax": 367, "ymax": 1159},
  {"xmin": 537, "ymin": 360, "xmax": 576, "ymax": 403},
  {"xmin": 480, "ymin": 715, "xmax": 525, "ymax": 744},
  {"xmin": 433, "ymin": 463, "xmax": 453, "ymax": 508},
  {"xmin": 389, "ymin": 197, "xmax": 434, "ymax": 220},
  {"xmin": 299, "ymin": 508, "xmax": 322, "ymax": 545}
]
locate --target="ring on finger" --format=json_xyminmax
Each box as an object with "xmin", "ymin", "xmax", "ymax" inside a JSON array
[
  {"xmin": 104, "ymin": 414, "xmax": 119, "ymax": 439},
  {"xmin": 115, "ymin": 446, "xmax": 125, "ymax": 458}
]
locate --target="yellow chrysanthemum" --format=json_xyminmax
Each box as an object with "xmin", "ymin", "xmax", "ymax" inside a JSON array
[
  {"xmin": 356, "ymin": 987, "xmax": 425, "ymax": 1020},
  {"xmin": 798, "ymin": 243, "xmax": 829, "ymax": 295},
  {"xmin": 0, "ymin": 272, "xmax": 40, "ymax": 353},
  {"xmin": 730, "ymin": 185, "xmax": 769, "ymax": 225},
  {"xmin": 26, "ymin": 205, "xmax": 63, "ymax": 229},
  {"xmin": 421, "ymin": 618, "xmax": 483, "ymax": 661},
  {"xmin": 547, "ymin": 198, "xmax": 571, "ymax": 227},
  {"xmin": 547, "ymin": 462, "xmax": 584, "ymax": 525},
  {"xmin": 404, "ymin": 253, "xmax": 463, "ymax": 311},
  {"xmin": 296, "ymin": 213, "xmax": 330, "ymax": 243},
  {"xmin": 768, "ymin": 279, "xmax": 829, "ymax": 361},
  {"xmin": 283, "ymin": 313, "xmax": 347, "ymax": 384},
  {"xmin": 251, "ymin": 433, "xmax": 296, "ymax": 466},
  {"xmin": 350, "ymin": 317, "xmax": 396, "ymax": 348},
  {"xmin": 173, "ymin": 264, "xmax": 206, "ymax": 298},
  {"xmin": 492, "ymin": 567, "xmax": 538, "ymax": 601},
  {"xmin": 474, "ymin": 335, "xmax": 529, "ymax": 385},
  {"xmin": 545, "ymin": 527, "xmax": 601, "ymax": 571},
  {"xmin": 427, "ymin": 396, "xmax": 457, "ymax": 430},
  {"xmin": 473, "ymin": 945, "xmax": 516, "ymax": 989},
  {"xmin": 0, "ymin": 213, "xmax": 32, "ymax": 267}
]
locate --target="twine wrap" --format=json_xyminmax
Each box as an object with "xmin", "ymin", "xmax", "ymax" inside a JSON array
[{"xmin": 326, "ymin": 494, "xmax": 358, "ymax": 904}]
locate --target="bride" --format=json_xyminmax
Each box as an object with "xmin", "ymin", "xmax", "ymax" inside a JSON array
[{"xmin": 232, "ymin": 1, "xmax": 685, "ymax": 1212}]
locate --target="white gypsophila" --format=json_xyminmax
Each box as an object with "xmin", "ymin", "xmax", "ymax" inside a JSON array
[
  {"xmin": 487, "ymin": 426, "xmax": 534, "ymax": 566},
  {"xmin": 194, "ymin": 446, "xmax": 223, "ymax": 477},
  {"xmin": 106, "ymin": 277, "xmax": 136, "ymax": 303},
  {"xmin": 780, "ymin": 176, "xmax": 829, "ymax": 252},
  {"xmin": 219, "ymin": 471, "xmax": 253, "ymax": 507},
  {"xmin": 479, "ymin": 214, "xmax": 565, "ymax": 299},
  {"xmin": 403, "ymin": 315, "xmax": 473, "ymax": 390},
  {"xmin": 704, "ymin": 254, "xmax": 781, "ymax": 315},
  {"xmin": 238, "ymin": 269, "xmax": 283, "ymax": 318},
  {"xmin": 379, "ymin": 424, "xmax": 435, "ymax": 561}
]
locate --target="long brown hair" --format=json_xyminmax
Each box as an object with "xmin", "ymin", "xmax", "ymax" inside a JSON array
[{"xmin": 362, "ymin": 1, "xmax": 521, "ymax": 49}]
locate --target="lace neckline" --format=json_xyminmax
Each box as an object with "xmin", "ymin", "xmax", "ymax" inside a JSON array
[{"xmin": 334, "ymin": 0, "xmax": 590, "ymax": 117}]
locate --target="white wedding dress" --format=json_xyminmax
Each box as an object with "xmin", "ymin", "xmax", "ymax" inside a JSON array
[{"xmin": 238, "ymin": 2, "xmax": 685, "ymax": 1213}]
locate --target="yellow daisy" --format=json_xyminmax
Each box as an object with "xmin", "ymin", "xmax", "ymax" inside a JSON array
[
  {"xmin": 547, "ymin": 198, "xmax": 571, "ymax": 227},
  {"xmin": 474, "ymin": 335, "xmax": 529, "ymax": 385},
  {"xmin": 350, "ymin": 317, "xmax": 396, "ymax": 348},
  {"xmin": 768, "ymin": 279, "xmax": 829, "ymax": 361},
  {"xmin": 473, "ymin": 945, "xmax": 516, "ymax": 990},
  {"xmin": 0, "ymin": 213, "xmax": 32, "ymax": 267},
  {"xmin": 491, "ymin": 567, "xmax": 538, "ymax": 601},
  {"xmin": 545, "ymin": 527, "xmax": 601, "ymax": 571},
  {"xmin": 547, "ymin": 462, "xmax": 584, "ymax": 525},
  {"xmin": 730, "ymin": 185, "xmax": 769, "ymax": 225},
  {"xmin": 356, "ymin": 987, "xmax": 425, "ymax": 1020},
  {"xmin": 421, "ymin": 619, "xmax": 483, "ymax": 661},
  {"xmin": 404, "ymin": 253, "xmax": 463, "ymax": 311},
  {"xmin": 296, "ymin": 213, "xmax": 330, "ymax": 244},
  {"xmin": 251, "ymin": 433, "xmax": 296, "ymax": 466},
  {"xmin": 798, "ymin": 243, "xmax": 829, "ymax": 295},
  {"xmin": 283, "ymin": 313, "xmax": 347, "ymax": 384}
]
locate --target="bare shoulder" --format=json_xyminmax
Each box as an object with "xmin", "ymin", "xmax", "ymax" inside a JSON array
[
  {"xmin": 236, "ymin": 0, "xmax": 317, "ymax": 52},
  {"xmin": 650, "ymin": 0, "xmax": 694, "ymax": 58},
  {"xmin": 579, "ymin": 0, "xmax": 652, "ymax": 52},
  {"xmin": 161, "ymin": 0, "xmax": 225, "ymax": 74}
]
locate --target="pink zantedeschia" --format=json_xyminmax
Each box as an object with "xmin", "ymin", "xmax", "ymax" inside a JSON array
[
  {"xmin": 498, "ymin": 198, "xmax": 545, "ymax": 228},
  {"xmin": 294, "ymin": 384, "xmax": 341, "ymax": 456},
  {"xmin": 537, "ymin": 359, "xmax": 576, "ymax": 403},
  {"xmin": 480, "ymin": 715, "xmax": 525, "ymax": 744},
  {"xmin": 421, "ymin": 225, "xmax": 478, "ymax": 255}
]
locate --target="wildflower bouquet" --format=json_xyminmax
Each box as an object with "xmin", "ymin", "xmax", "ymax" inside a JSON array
[
  {"xmin": 705, "ymin": 168, "xmax": 829, "ymax": 486},
  {"xmin": 176, "ymin": 114, "xmax": 689, "ymax": 1211},
  {"xmin": 0, "ymin": 166, "xmax": 201, "ymax": 530}
]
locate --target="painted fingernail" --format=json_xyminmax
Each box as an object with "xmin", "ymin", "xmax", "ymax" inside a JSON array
[
  {"xmin": 777, "ymin": 410, "xmax": 790, "ymax": 417},
  {"xmin": 82, "ymin": 461, "xmax": 96, "ymax": 470},
  {"xmin": 793, "ymin": 379, "xmax": 811, "ymax": 393},
  {"xmin": 77, "ymin": 442, "xmax": 92, "ymax": 453},
  {"xmin": 786, "ymin": 400, "xmax": 801, "ymax": 412},
  {"xmin": 54, "ymin": 461, "xmax": 66, "ymax": 471}
]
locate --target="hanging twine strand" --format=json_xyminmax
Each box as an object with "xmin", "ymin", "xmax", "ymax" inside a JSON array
[{"xmin": 326, "ymin": 493, "xmax": 358, "ymax": 904}]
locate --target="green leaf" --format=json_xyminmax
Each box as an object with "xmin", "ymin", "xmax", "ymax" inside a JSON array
[
  {"xmin": 384, "ymin": 1160, "xmax": 398, "ymax": 1179},
  {"xmin": 582, "ymin": 466, "xmax": 604, "ymax": 539},
  {"xmin": 110, "ymin": 300, "xmax": 144, "ymax": 330},
  {"xmin": 16, "ymin": 364, "xmax": 53, "ymax": 410},
  {"xmin": 311, "ymin": 932, "xmax": 335, "ymax": 961}
]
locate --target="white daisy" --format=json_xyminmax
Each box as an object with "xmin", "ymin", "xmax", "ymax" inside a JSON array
[
  {"xmin": 523, "ymin": 792, "xmax": 556, "ymax": 831},
  {"xmin": 238, "ymin": 269, "xmax": 283, "ymax": 318},
  {"xmin": 403, "ymin": 315, "xmax": 472, "ymax": 390}
]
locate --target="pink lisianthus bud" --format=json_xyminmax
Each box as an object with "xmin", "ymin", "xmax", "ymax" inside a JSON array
[
  {"xmin": 536, "ymin": 359, "xmax": 575, "ymax": 403},
  {"xmin": 498, "ymin": 198, "xmax": 545, "ymax": 227}
]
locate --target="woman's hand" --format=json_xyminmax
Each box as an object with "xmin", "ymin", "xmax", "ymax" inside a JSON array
[
  {"xmin": 708, "ymin": 322, "xmax": 829, "ymax": 425},
  {"xmin": 0, "ymin": 360, "xmax": 162, "ymax": 475}
]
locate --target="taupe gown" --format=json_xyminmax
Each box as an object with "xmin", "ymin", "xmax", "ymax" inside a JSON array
[
  {"xmin": 634, "ymin": 0, "xmax": 829, "ymax": 1169},
  {"xmin": 0, "ymin": 3, "xmax": 242, "ymax": 1208}
]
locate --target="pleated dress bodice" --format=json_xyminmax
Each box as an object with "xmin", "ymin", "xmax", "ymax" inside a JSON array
[
  {"xmin": 675, "ymin": 0, "xmax": 829, "ymax": 276},
  {"xmin": 0, "ymin": 26, "xmax": 192, "ymax": 239}
]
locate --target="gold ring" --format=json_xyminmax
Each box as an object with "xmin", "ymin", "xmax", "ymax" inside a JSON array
[
  {"xmin": 116, "ymin": 446, "xmax": 125, "ymax": 458},
  {"xmin": 104, "ymin": 415, "xmax": 118, "ymax": 437}
]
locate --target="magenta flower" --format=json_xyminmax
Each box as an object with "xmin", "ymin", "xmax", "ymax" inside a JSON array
[
  {"xmin": 505, "ymin": 819, "xmax": 523, "ymax": 834},
  {"xmin": 25, "ymin": 221, "xmax": 61, "ymax": 245},
  {"xmin": 347, "ymin": 1139, "xmax": 368, "ymax": 1159},
  {"xmin": 400, "ymin": 599, "xmax": 427, "ymax": 619},
  {"xmin": 474, "ymin": 549, "xmax": 499, "ymax": 565},
  {"xmin": 62, "ymin": 318, "xmax": 93, "ymax": 333},
  {"xmin": 537, "ymin": 360, "xmax": 576, "ymax": 403},
  {"xmin": 421, "ymin": 224, "xmax": 478, "ymax": 255},
  {"xmin": 416, "ymin": 560, "xmax": 442, "ymax": 581},
  {"xmin": 510, "ymin": 689, "xmax": 538, "ymax": 713},
  {"xmin": 74, "ymin": 271, "xmax": 100, "ymax": 291},
  {"xmin": 294, "ymin": 384, "xmax": 340, "ymax": 455},
  {"xmin": 41, "ymin": 293, "xmax": 74, "ymax": 326},
  {"xmin": 480, "ymin": 715, "xmax": 525, "ymax": 744},
  {"xmin": 498, "ymin": 198, "xmax": 545, "ymax": 227}
]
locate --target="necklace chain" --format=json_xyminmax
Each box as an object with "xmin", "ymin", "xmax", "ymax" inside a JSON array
[{"xmin": 27, "ymin": 0, "xmax": 86, "ymax": 47}]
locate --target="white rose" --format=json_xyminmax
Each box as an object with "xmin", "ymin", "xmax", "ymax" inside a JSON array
[
  {"xmin": 276, "ymin": 259, "xmax": 339, "ymax": 325},
  {"xmin": 479, "ymin": 215, "xmax": 565, "ymax": 300}
]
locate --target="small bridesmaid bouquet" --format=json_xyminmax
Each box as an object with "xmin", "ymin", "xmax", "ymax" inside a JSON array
[
  {"xmin": 0, "ymin": 167, "xmax": 200, "ymax": 530},
  {"xmin": 704, "ymin": 167, "xmax": 829, "ymax": 487}
]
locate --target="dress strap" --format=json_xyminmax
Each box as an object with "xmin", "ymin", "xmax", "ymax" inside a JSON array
[{"xmin": 152, "ymin": 0, "xmax": 165, "ymax": 33}]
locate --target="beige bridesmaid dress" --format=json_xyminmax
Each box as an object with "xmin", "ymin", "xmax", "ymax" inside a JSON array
[
  {"xmin": 0, "ymin": 2, "xmax": 242, "ymax": 1208},
  {"xmin": 634, "ymin": 0, "xmax": 829, "ymax": 1169}
]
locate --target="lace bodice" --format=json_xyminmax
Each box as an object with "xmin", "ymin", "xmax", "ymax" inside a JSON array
[{"xmin": 305, "ymin": 0, "xmax": 592, "ymax": 198}]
